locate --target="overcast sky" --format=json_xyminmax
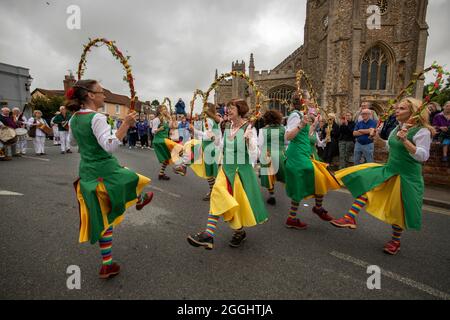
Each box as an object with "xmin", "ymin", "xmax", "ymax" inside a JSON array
[{"xmin": 1, "ymin": 0, "xmax": 449, "ymax": 112}]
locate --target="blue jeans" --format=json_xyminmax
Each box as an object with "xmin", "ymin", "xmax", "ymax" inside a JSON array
[{"xmin": 354, "ymin": 142, "xmax": 374, "ymax": 164}]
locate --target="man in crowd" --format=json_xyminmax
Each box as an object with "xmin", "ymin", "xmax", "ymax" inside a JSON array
[
  {"xmin": 53, "ymin": 106, "xmax": 72, "ymax": 154},
  {"xmin": 353, "ymin": 108, "xmax": 377, "ymax": 164},
  {"xmin": 0, "ymin": 106, "xmax": 18, "ymax": 160},
  {"xmin": 433, "ymin": 101, "xmax": 450, "ymax": 162},
  {"xmin": 338, "ymin": 111, "xmax": 355, "ymax": 169}
]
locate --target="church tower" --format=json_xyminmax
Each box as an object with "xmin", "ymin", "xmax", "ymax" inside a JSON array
[{"xmin": 303, "ymin": 0, "xmax": 429, "ymax": 114}]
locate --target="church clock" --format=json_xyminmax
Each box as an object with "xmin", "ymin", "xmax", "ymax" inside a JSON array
[{"xmin": 377, "ymin": 0, "xmax": 388, "ymax": 15}]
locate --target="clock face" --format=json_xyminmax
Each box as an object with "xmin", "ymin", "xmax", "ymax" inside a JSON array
[
  {"xmin": 323, "ymin": 15, "xmax": 329, "ymax": 29},
  {"xmin": 377, "ymin": 0, "xmax": 388, "ymax": 15}
]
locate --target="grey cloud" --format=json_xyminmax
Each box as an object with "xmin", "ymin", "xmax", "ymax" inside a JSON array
[{"xmin": 0, "ymin": 0, "xmax": 448, "ymax": 104}]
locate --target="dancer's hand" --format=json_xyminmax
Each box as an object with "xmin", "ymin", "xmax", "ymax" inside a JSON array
[
  {"xmin": 124, "ymin": 111, "xmax": 138, "ymax": 127},
  {"xmin": 396, "ymin": 127, "xmax": 408, "ymax": 141}
]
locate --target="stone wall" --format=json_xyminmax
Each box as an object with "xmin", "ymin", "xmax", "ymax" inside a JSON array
[{"xmin": 374, "ymin": 137, "xmax": 450, "ymax": 187}]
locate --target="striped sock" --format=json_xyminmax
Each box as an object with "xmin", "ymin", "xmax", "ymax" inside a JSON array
[
  {"xmin": 268, "ymin": 187, "xmax": 275, "ymax": 196},
  {"xmin": 159, "ymin": 160, "xmax": 169, "ymax": 176},
  {"xmin": 207, "ymin": 177, "xmax": 216, "ymax": 192},
  {"xmin": 289, "ymin": 201, "xmax": 300, "ymax": 219},
  {"xmin": 315, "ymin": 194, "xmax": 324, "ymax": 208},
  {"xmin": 205, "ymin": 214, "xmax": 219, "ymax": 237},
  {"xmin": 345, "ymin": 195, "xmax": 368, "ymax": 220},
  {"xmin": 391, "ymin": 224, "xmax": 403, "ymax": 243},
  {"xmin": 99, "ymin": 226, "xmax": 113, "ymax": 266}
]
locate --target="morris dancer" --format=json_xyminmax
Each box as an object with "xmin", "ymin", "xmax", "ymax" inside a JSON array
[
  {"xmin": 284, "ymin": 94, "xmax": 340, "ymax": 230},
  {"xmin": 53, "ymin": 106, "xmax": 72, "ymax": 154},
  {"xmin": 27, "ymin": 110, "xmax": 48, "ymax": 156},
  {"xmin": 258, "ymin": 109, "xmax": 286, "ymax": 206},
  {"xmin": 152, "ymin": 105, "xmax": 184, "ymax": 180},
  {"xmin": 67, "ymin": 79, "xmax": 154, "ymax": 279},
  {"xmin": 174, "ymin": 103, "xmax": 221, "ymax": 201},
  {"xmin": 187, "ymin": 99, "xmax": 269, "ymax": 249},
  {"xmin": 331, "ymin": 98, "xmax": 433, "ymax": 255},
  {"xmin": 12, "ymin": 107, "xmax": 28, "ymax": 155}
]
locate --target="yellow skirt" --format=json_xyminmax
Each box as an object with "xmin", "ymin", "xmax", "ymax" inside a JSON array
[
  {"xmin": 76, "ymin": 173, "xmax": 150, "ymax": 243},
  {"xmin": 335, "ymin": 163, "xmax": 405, "ymax": 228},
  {"xmin": 209, "ymin": 168, "xmax": 265, "ymax": 230}
]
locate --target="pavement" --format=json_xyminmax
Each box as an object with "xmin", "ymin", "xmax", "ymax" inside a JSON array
[{"xmin": 0, "ymin": 141, "xmax": 449, "ymax": 300}]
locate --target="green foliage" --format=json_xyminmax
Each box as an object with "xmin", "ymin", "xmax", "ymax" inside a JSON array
[
  {"xmin": 423, "ymin": 76, "xmax": 450, "ymax": 106},
  {"xmin": 30, "ymin": 95, "xmax": 65, "ymax": 120}
]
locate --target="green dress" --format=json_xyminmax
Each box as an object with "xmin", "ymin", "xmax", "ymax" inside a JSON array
[
  {"xmin": 285, "ymin": 111, "xmax": 315, "ymax": 202},
  {"xmin": 219, "ymin": 123, "xmax": 269, "ymax": 224},
  {"xmin": 338, "ymin": 126, "xmax": 426, "ymax": 230},
  {"xmin": 309, "ymin": 131, "xmax": 321, "ymax": 160},
  {"xmin": 201, "ymin": 118, "xmax": 219, "ymax": 178},
  {"xmin": 259, "ymin": 124, "xmax": 286, "ymax": 189},
  {"xmin": 153, "ymin": 119, "xmax": 171, "ymax": 163},
  {"xmin": 71, "ymin": 111, "xmax": 145, "ymax": 244}
]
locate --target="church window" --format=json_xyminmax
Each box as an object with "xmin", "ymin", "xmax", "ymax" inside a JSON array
[{"xmin": 360, "ymin": 46, "xmax": 389, "ymax": 91}]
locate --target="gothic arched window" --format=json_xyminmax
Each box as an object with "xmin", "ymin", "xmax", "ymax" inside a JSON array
[
  {"xmin": 268, "ymin": 85, "xmax": 295, "ymax": 117},
  {"xmin": 360, "ymin": 46, "xmax": 389, "ymax": 91}
]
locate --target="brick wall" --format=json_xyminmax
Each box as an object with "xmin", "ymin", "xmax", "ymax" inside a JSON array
[{"xmin": 374, "ymin": 137, "xmax": 450, "ymax": 187}]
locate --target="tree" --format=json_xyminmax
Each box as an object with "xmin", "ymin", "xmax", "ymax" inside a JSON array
[{"xmin": 30, "ymin": 95, "xmax": 65, "ymax": 121}]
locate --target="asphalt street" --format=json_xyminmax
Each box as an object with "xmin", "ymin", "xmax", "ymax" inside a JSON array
[{"xmin": 1, "ymin": 141, "xmax": 449, "ymax": 300}]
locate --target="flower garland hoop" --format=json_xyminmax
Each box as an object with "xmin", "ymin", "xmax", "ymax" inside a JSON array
[
  {"xmin": 162, "ymin": 97, "xmax": 172, "ymax": 115},
  {"xmin": 295, "ymin": 69, "xmax": 321, "ymax": 113},
  {"xmin": 189, "ymin": 89, "xmax": 205, "ymax": 119},
  {"xmin": 203, "ymin": 71, "xmax": 263, "ymax": 129},
  {"xmin": 77, "ymin": 37, "xmax": 137, "ymax": 111},
  {"xmin": 381, "ymin": 63, "xmax": 449, "ymax": 123}
]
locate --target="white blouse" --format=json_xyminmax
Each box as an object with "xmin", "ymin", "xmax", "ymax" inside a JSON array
[
  {"xmin": 69, "ymin": 109, "xmax": 120, "ymax": 153},
  {"xmin": 27, "ymin": 117, "xmax": 48, "ymax": 137},
  {"xmin": 214, "ymin": 122, "xmax": 258, "ymax": 166},
  {"xmin": 387, "ymin": 125, "xmax": 431, "ymax": 162}
]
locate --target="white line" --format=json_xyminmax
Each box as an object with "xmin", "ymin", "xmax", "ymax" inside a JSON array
[
  {"xmin": 148, "ymin": 185, "xmax": 181, "ymax": 198},
  {"xmin": 422, "ymin": 205, "xmax": 450, "ymax": 216},
  {"xmin": 21, "ymin": 155, "xmax": 50, "ymax": 162},
  {"xmin": 0, "ymin": 190, "xmax": 24, "ymax": 196},
  {"xmin": 330, "ymin": 251, "xmax": 450, "ymax": 300}
]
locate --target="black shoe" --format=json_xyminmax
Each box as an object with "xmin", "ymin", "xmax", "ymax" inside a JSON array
[
  {"xmin": 61, "ymin": 151, "xmax": 65, "ymax": 154},
  {"xmin": 158, "ymin": 174, "xmax": 170, "ymax": 180},
  {"xmin": 267, "ymin": 197, "xmax": 276, "ymax": 205},
  {"xmin": 187, "ymin": 232, "xmax": 214, "ymax": 250},
  {"xmin": 173, "ymin": 165, "xmax": 187, "ymax": 176},
  {"xmin": 66, "ymin": 149, "xmax": 72, "ymax": 153},
  {"xmin": 229, "ymin": 230, "xmax": 247, "ymax": 248},
  {"xmin": 203, "ymin": 192, "xmax": 211, "ymax": 201}
]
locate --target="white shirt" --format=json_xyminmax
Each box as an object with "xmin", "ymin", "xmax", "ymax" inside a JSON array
[
  {"xmin": 69, "ymin": 109, "xmax": 120, "ymax": 153},
  {"xmin": 152, "ymin": 118, "xmax": 161, "ymax": 134},
  {"xmin": 387, "ymin": 125, "xmax": 431, "ymax": 162},
  {"xmin": 27, "ymin": 117, "xmax": 48, "ymax": 137}
]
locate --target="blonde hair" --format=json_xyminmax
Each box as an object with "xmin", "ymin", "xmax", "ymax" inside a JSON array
[{"xmin": 402, "ymin": 97, "xmax": 435, "ymax": 136}]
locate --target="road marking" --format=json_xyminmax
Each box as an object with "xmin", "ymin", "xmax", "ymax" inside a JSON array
[
  {"xmin": 330, "ymin": 250, "xmax": 450, "ymax": 300},
  {"xmin": 148, "ymin": 185, "xmax": 181, "ymax": 198},
  {"xmin": 0, "ymin": 190, "xmax": 24, "ymax": 196},
  {"xmin": 21, "ymin": 155, "xmax": 50, "ymax": 162},
  {"xmin": 422, "ymin": 205, "xmax": 450, "ymax": 216}
]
